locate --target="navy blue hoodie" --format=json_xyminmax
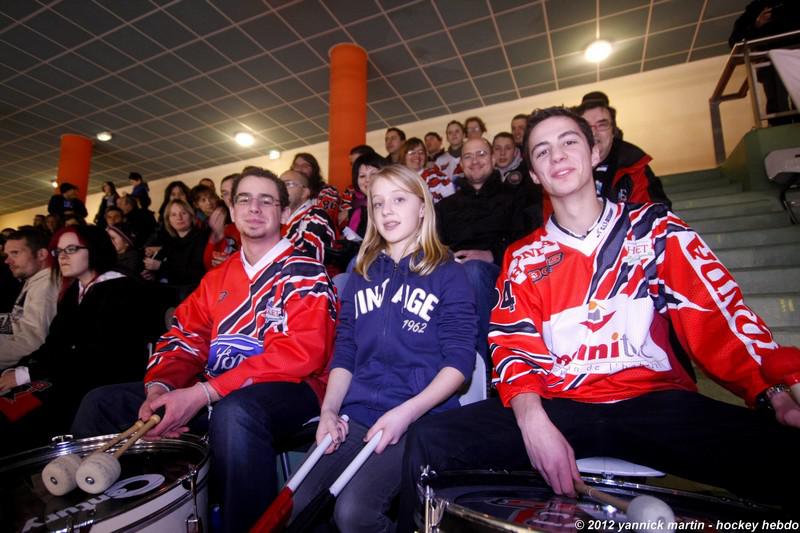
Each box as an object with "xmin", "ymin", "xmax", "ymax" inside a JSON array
[{"xmin": 333, "ymin": 252, "xmax": 477, "ymax": 427}]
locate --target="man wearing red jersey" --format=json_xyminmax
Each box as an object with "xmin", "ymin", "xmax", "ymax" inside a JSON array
[
  {"xmin": 397, "ymin": 108, "xmax": 799, "ymax": 530},
  {"xmin": 73, "ymin": 168, "xmax": 337, "ymax": 533}
]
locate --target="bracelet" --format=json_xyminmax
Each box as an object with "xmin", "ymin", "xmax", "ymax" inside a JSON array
[
  {"xmin": 199, "ymin": 382, "xmax": 214, "ymax": 420},
  {"xmin": 765, "ymin": 383, "xmax": 790, "ymax": 400}
]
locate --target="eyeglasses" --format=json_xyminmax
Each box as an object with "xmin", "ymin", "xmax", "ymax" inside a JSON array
[
  {"xmin": 406, "ymin": 149, "xmax": 426, "ymax": 157},
  {"xmin": 283, "ymin": 181, "xmax": 306, "ymax": 189},
  {"xmin": 234, "ymin": 193, "xmax": 280, "ymax": 208},
  {"xmin": 51, "ymin": 245, "xmax": 88, "ymax": 257},
  {"xmin": 589, "ymin": 120, "xmax": 612, "ymax": 132},
  {"xmin": 461, "ymin": 149, "xmax": 490, "ymax": 162},
  {"xmin": 467, "ymin": 126, "xmax": 483, "ymax": 132}
]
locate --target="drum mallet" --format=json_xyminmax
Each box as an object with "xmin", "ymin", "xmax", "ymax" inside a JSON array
[
  {"xmin": 42, "ymin": 420, "xmax": 145, "ymax": 496},
  {"xmin": 761, "ymin": 347, "xmax": 800, "ymax": 404},
  {"xmin": 575, "ymin": 479, "xmax": 675, "ymax": 533},
  {"xmin": 75, "ymin": 414, "xmax": 161, "ymax": 494}
]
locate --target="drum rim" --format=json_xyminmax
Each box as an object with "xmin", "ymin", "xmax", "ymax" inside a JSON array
[{"xmin": 422, "ymin": 469, "xmax": 776, "ymax": 512}]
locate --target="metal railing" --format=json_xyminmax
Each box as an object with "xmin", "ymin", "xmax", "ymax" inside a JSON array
[{"xmin": 709, "ymin": 29, "xmax": 800, "ymax": 164}]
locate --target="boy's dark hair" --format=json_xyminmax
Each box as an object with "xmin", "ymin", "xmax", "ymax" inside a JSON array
[
  {"xmin": 349, "ymin": 145, "xmax": 375, "ymax": 157},
  {"xmin": 492, "ymin": 132, "xmax": 516, "ymax": 144},
  {"xmin": 232, "ymin": 167, "xmax": 289, "ymax": 208},
  {"xmin": 445, "ymin": 120, "xmax": 466, "ymax": 134},
  {"xmin": 386, "ymin": 127, "xmax": 406, "ymax": 141},
  {"xmin": 424, "ymin": 131, "xmax": 442, "ymax": 141},
  {"xmin": 523, "ymin": 107, "xmax": 595, "ymax": 169},
  {"xmin": 128, "ymin": 172, "xmax": 143, "ymax": 182},
  {"xmin": 7, "ymin": 226, "xmax": 49, "ymax": 253},
  {"xmin": 59, "ymin": 183, "xmax": 78, "ymax": 194},
  {"xmin": 512, "ymin": 113, "xmax": 528, "ymax": 122}
]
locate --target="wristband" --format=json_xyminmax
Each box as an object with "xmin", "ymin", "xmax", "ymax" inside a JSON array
[{"xmin": 199, "ymin": 382, "xmax": 214, "ymax": 420}]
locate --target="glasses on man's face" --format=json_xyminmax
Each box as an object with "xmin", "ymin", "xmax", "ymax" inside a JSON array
[
  {"xmin": 467, "ymin": 126, "xmax": 482, "ymax": 133},
  {"xmin": 51, "ymin": 245, "xmax": 88, "ymax": 257},
  {"xmin": 461, "ymin": 149, "xmax": 490, "ymax": 163},
  {"xmin": 589, "ymin": 120, "xmax": 612, "ymax": 132},
  {"xmin": 283, "ymin": 181, "xmax": 306, "ymax": 189},
  {"xmin": 234, "ymin": 193, "xmax": 280, "ymax": 208}
]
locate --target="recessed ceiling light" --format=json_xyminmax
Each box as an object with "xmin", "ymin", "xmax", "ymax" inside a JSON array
[
  {"xmin": 234, "ymin": 131, "xmax": 255, "ymax": 147},
  {"xmin": 585, "ymin": 40, "xmax": 612, "ymax": 63},
  {"xmin": 96, "ymin": 131, "xmax": 113, "ymax": 142},
  {"xmin": 268, "ymin": 149, "xmax": 281, "ymax": 160},
  {"xmin": 51, "ymin": 179, "xmax": 58, "ymax": 189}
]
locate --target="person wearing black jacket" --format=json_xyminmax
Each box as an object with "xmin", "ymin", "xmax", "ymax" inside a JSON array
[
  {"xmin": 0, "ymin": 226, "xmax": 152, "ymax": 455},
  {"xmin": 436, "ymin": 137, "xmax": 536, "ymax": 362},
  {"xmin": 47, "ymin": 183, "xmax": 88, "ymax": 221}
]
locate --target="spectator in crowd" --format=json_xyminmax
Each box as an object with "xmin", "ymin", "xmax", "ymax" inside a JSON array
[
  {"xmin": 104, "ymin": 206, "xmax": 124, "ymax": 228},
  {"xmin": 293, "ymin": 153, "xmax": 340, "ymax": 225},
  {"xmin": 199, "ymin": 177, "xmax": 217, "ymax": 194},
  {"xmin": 511, "ymin": 113, "xmax": 528, "ymax": 148},
  {"xmin": 0, "ymin": 234, "xmax": 21, "ymax": 313},
  {"xmin": 424, "ymin": 131, "xmax": 444, "ymax": 165},
  {"xmin": 581, "ymin": 91, "xmax": 624, "ymax": 139},
  {"xmin": 142, "ymin": 199, "xmax": 208, "ymax": 304},
  {"xmin": 48, "ymin": 183, "xmax": 88, "ymax": 221},
  {"xmin": 729, "ymin": 0, "xmax": 800, "ymax": 126},
  {"xmin": 45, "ymin": 214, "xmax": 62, "ymax": 236},
  {"xmin": 0, "ymin": 227, "xmax": 58, "ymax": 369},
  {"xmin": 493, "ymin": 132, "xmax": 542, "ymax": 209},
  {"xmin": 32, "ymin": 214, "xmax": 47, "ymax": 232},
  {"xmin": 72, "ymin": 168, "xmax": 337, "ymax": 533},
  {"xmin": 157, "ymin": 181, "xmax": 192, "ymax": 223},
  {"xmin": 64, "ymin": 215, "xmax": 85, "ymax": 227},
  {"xmin": 204, "ymin": 173, "xmax": 241, "ymax": 270},
  {"xmin": 106, "ymin": 224, "xmax": 142, "ymax": 279},
  {"xmin": 385, "ymin": 127, "xmax": 406, "ymax": 163},
  {"xmin": 128, "ymin": 172, "xmax": 151, "ymax": 210},
  {"xmin": 465, "ymin": 116, "xmax": 487, "ymax": 141},
  {"xmin": 0, "ymin": 225, "xmax": 151, "ymax": 456},
  {"xmin": 348, "ymin": 144, "xmax": 377, "ymax": 165},
  {"xmin": 436, "ymin": 137, "xmax": 535, "ymax": 361},
  {"xmin": 343, "ymin": 145, "xmax": 378, "ymax": 219},
  {"xmin": 118, "ymin": 195, "xmax": 157, "ymax": 249},
  {"xmin": 577, "ymin": 100, "xmax": 670, "ymax": 207},
  {"xmin": 190, "ymin": 184, "xmax": 222, "ymax": 226},
  {"xmin": 94, "ymin": 181, "xmax": 120, "ymax": 228},
  {"xmin": 397, "ymin": 108, "xmax": 800, "ymax": 531},
  {"xmin": 288, "ymin": 164, "xmax": 477, "ymax": 532},
  {"xmin": 280, "ymin": 170, "xmax": 335, "ymax": 263},
  {"xmin": 401, "ymin": 137, "xmax": 454, "ymax": 203},
  {"xmin": 342, "ymin": 152, "xmax": 386, "ymax": 242},
  {"xmin": 436, "ymin": 120, "xmax": 466, "ymax": 183}
]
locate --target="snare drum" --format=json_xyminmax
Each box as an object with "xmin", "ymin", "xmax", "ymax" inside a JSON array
[
  {"xmin": 419, "ymin": 470, "xmax": 777, "ymax": 532},
  {"xmin": 0, "ymin": 434, "xmax": 209, "ymax": 533}
]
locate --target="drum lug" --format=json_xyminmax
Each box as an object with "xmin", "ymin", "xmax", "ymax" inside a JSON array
[
  {"xmin": 420, "ymin": 466, "xmax": 445, "ymax": 533},
  {"xmin": 51, "ymin": 434, "xmax": 74, "ymax": 444},
  {"xmin": 186, "ymin": 514, "xmax": 202, "ymax": 533},
  {"xmin": 185, "ymin": 466, "xmax": 204, "ymax": 533}
]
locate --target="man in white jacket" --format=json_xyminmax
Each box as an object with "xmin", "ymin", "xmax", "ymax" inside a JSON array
[{"xmin": 0, "ymin": 227, "xmax": 58, "ymax": 369}]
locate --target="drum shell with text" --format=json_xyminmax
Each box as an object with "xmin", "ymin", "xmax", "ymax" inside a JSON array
[
  {"xmin": 418, "ymin": 470, "xmax": 780, "ymax": 533},
  {"xmin": 0, "ymin": 434, "xmax": 209, "ymax": 533}
]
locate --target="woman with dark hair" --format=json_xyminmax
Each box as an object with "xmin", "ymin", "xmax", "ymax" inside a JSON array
[
  {"xmin": 157, "ymin": 181, "xmax": 192, "ymax": 223},
  {"xmin": 0, "ymin": 225, "xmax": 152, "ymax": 455},
  {"xmin": 400, "ymin": 138, "xmax": 455, "ymax": 203},
  {"xmin": 142, "ymin": 199, "xmax": 209, "ymax": 304},
  {"xmin": 293, "ymin": 152, "xmax": 341, "ymax": 224},
  {"xmin": 94, "ymin": 181, "xmax": 120, "ymax": 228},
  {"xmin": 344, "ymin": 152, "xmax": 385, "ymax": 241}
]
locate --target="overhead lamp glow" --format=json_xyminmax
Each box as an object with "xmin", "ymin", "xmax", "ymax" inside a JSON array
[
  {"xmin": 585, "ymin": 40, "xmax": 612, "ymax": 63},
  {"xmin": 96, "ymin": 131, "xmax": 113, "ymax": 142},
  {"xmin": 234, "ymin": 131, "xmax": 255, "ymax": 147},
  {"xmin": 268, "ymin": 149, "xmax": 281, "ymax": 160},
  {"xmin": 51, "ymin": 179, "xmax": 58, "ymax": 189}
]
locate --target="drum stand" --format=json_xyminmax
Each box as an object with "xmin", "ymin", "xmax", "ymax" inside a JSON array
[{"xmin": 420, "ymin": 467, "xmax": 445, "ymax": 533}]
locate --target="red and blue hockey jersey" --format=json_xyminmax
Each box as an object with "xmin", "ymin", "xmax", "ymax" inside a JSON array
[
  {"xmin": 490, "ymin": 201, "xmax": 776, "ymax": 407},
  {"xmin": 282, "ymin": 200, "xmax": 335, "ymax": 263},
  {"xmin": 145, "ymin": 239, "xmax": 337, "ymax": 401}
]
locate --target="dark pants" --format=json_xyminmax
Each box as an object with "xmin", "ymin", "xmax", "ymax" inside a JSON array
[
  {"xmin": 462, "ymin": 259, "xmax": 500, "ymax": 364},
  {"xmin": 72, "ymin": 380, "xmax": 319, "ymax": 533},
  {"xmin": 396, "ymin": 390, "xmax": 800, "ymax": 532}
]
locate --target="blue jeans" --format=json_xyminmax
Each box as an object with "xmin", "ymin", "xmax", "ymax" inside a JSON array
[
  {"xmin": 461, "ymin": 259, "xmax": 500, "ymax": 364},
  {"xmin": 289, "ymin": 420, "xmax": 405, "ymax": 533},
  {"xmin": 72, "ymin": 380, "xmax": 319, "ymax": 533}
]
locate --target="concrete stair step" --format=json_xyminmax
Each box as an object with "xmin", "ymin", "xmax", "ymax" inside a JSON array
[
  {"xmin": 742, "ymin": 293, "xmax": 800, "ymax": 328},
  {"xmin": 668, "ymin": 183, "xmax": 743, "ymax": 203},
  {"xmin": 689, "ymin": 212, "xmax": 791, "ymax": 232},
  {"xmin": 716, "ymin": 242, "xmax": 800, "ymax": 269},
  {"xmin": 772, "ymin": 326, "xmax": 800, "ymax": 347},
  {"xmin": 703, "ymin": 225, "xmax": 800, "ymax": 250},
  {"xmin": 660, "ymin": 168, "xmax": 722, "ymax": 188},
  {"xmin": 663, "ymin": 176, "xmax": 731, "ymax": 195},
  {"xmin": 734, "ymin": 266, "xmax": 800, "ymax": 294},
  {"xmin": 672, "ymin": 191, "xmax": 774, "ymax": 210},
  {"xmin": 677, "ymin": 199, "xmax": 783, "ymax": 221}
]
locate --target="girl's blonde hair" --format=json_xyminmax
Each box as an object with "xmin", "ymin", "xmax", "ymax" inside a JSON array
[{"xmin": 355, "ymin": 164, "xmax": 449, "ymax": 279}]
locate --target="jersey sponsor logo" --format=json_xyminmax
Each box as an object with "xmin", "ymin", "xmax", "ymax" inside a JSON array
[
  {"xmin": 505, "ymin": 170, "xmax": 523, "ymax": 185},
  {"xmin": 682, "ymin": 233, "xmax": 776, "ymax": 360},
  {"xmin": 217, "ymin": 290, "xmax": 228, "ymax": 303},
  {"xmin": 354, "ymin": 281, "xmax": 439, "ymax": 322},
  {"xmin": 208, "ymin": 334, "xmax": 262, "ymax": 375},
  {"xmin": 508, "ymin": 241, "xmax": 561, "ymax": 284},
  {"xmin": 527, "ymin": 252, "xmax": 563, "ymax": 283},
  {"xmin": 580, "ymin": 300, "xmax": 616, "ymax": 332},
  {"xmin": 623, "ymin": 237, "xmax": 655, "ymax": 265}
]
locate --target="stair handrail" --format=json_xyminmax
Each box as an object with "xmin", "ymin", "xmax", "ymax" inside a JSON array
[{"xmin": 709, "ymin": 29, "xmax": 800, "ymax": 165}]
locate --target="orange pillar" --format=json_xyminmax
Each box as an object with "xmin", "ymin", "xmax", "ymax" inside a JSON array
[
  {"xmin": 328, "ymin": 43, "xmax": 367, "ymax": 192},
  {"xmin": 57, "ymin": 134, "xmax": 93, "ymax": 201}
]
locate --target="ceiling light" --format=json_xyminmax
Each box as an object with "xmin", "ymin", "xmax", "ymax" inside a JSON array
[
  {"xmin": 585, "ymin": 40, "xmax": 612, "ymax": 63},
  {"xmin": 234, "ymin": 131, "xmax": 255, "ymax": 147},
  {"xmin": 96, "ymin": 131, "xmax": 113, "ymax": 142},
  {"xmin": 51, "ymin": 179, "xmax": 58, "ymax": 189},
  {"xmin": 268, "ymin": 149, "xmax": 281, "ymax": 160}
]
